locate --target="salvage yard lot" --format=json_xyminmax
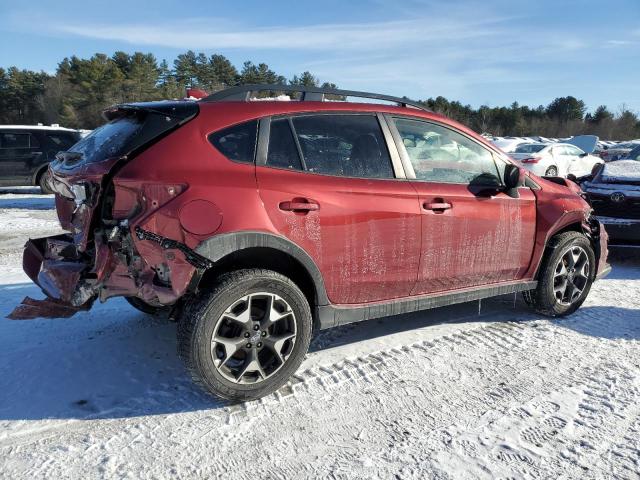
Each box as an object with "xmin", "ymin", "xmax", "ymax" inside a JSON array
[{"xmin": 0, "ymin": 189, "xmax": 639, "ymax": 479}]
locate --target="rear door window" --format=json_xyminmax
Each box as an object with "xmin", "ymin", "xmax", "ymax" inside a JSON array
[
  {"xmin": 564, "ymin": 145, "xmax": 583, "ymax": 156},
  {"xmin": 0, "ymin": 133, "xmax": 30, "ymax": 149},
  {"xmin": 266, "ymin": 118, "xmax": 303, "ymax": 171},
  {"xmin": 291, "ymin": 114, "xmax": 394, "ymax": 179},
  {"xmin": 209, "ymin": 120, "xmax": 258, "ymax": 163}
]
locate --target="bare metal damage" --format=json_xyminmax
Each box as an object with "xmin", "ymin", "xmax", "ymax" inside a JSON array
[{"xmin": 8, "ymin": 164, "xmax": 204, "ymax": 320}]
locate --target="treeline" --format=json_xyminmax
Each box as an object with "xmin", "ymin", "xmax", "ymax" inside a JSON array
[
  {"xmin": 1, "ymin": 50, "xmax": 639, "ymax": 139},
  {"xmin": 424, "ymin": 96, "xmax": 640, "ymax": 140}
]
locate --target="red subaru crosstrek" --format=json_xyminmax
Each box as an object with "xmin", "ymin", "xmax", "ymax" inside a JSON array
[{"xmin": 10, "ymin": 85, "xmax": 610, "ymax": 401}]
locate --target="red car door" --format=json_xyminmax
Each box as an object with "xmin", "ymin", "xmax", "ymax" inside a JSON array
[
  {"xmin": 256, "ymin": 113, "xmax": 421, "ymax": 305},
  {"xmin": 388, "ymin": 116, "xmax": 536, "ymax": 294}
]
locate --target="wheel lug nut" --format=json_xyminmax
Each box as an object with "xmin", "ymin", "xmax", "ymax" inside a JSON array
[
  {"xmin": 257, "ymin": 342, "xmax": 262, "ymax": 348},
  {"xmin": 246, "ymin": 343, "xmax": 252, "ymax": 348},
  {"xmin": 261, "ymin": 331, "xmax": 267, "ymax": 337},
  {"xmin": 253, "ymin": 325, "xmax": 260, "ymax": 331},
  {"xmin": 244, "ymin": 332, "xmax": 250, "ymax": 338}
]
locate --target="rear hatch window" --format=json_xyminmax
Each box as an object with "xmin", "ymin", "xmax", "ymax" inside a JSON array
[
  {"xmin": 55, "ymin": 101, "xmax": 199, "ymax": 169},
  {"xmin": 65, "ymin": 116, "xmax": 143, "ymax": 166}
]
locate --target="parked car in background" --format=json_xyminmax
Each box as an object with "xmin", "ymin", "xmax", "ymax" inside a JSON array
[
  {"xmin": 623, "ymin": 144, "xmax": 640, "ymax": 162},
  {"xmin": 491, "ymin": 137, "xmax": 529, "ymax": 153},
  {"xmin": 0, "ymin": 125, "xmax": 81, "ymax": 193},
  {"xmin": 582, "ymin": 160, "xmax": 640, "ymax": 245},
  {"xmin": 9, "ymin": 84, "xmax": 610, "ymax": 401},
  {"xmin": 600, "ymin": 141, "xmax": 640, "ymax": 162},
  {"xmin": 510, "ymin": 142, "xmax": 603, "ymax": 177}
]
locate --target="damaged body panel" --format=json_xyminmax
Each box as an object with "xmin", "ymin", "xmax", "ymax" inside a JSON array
[{"xmin": 10, "ymin": 101, "xmax": 200, "ymax": 319}]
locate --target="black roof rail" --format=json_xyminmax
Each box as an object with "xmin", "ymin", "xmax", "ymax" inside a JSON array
[{"xmin": 200, "ymin": 84, "xmax": 431, "ymax": 112}]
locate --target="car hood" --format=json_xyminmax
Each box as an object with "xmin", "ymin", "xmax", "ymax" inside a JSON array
[
  {"xmin": 599, "ymin": 160, "xmax": 640, "ymax": 184},
  {"xmin": 565, "ymin": 135, "xmax": 598, "ymax": 154}
]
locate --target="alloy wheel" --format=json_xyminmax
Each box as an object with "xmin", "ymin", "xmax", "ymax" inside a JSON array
[
  {"xmin": 210, "ymin": 292, "xmax": 297, "ymax": 384},
  {"xmin": 553, "ymin": 246, "xmax": 590, "ymax": 306}
]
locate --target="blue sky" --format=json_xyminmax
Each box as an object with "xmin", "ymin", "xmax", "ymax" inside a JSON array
[{"xmin": 1, "ymin": 0, "xmax": 639, "ymax": 112}]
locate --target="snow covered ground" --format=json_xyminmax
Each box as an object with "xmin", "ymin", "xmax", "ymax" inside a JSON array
[{"xmin": 0, "ymin": 188, "xmax": 639, "ymax": 479}]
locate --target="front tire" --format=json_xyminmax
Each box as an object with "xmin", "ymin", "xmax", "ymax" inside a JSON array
[
  {"xmin": 178, "ymin": 269, "xmax": 312, "ymax": 402},
  {"xmin": 524, "ymin": 231, "xmax": 595, "ymax": 317}
]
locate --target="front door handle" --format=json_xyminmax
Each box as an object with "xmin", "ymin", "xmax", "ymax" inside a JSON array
[
  {"xmin": 279, "ymin": 200, "xmax": 320, "ymax": 212},
  {"xmin": 423, "ymin": 201, "xmax": 452, "ymax": 212}
]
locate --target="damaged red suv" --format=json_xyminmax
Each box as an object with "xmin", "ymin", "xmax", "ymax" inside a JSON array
[{"xmin": 10, "ymin": 85, "xmax": 610, "ymax": 401}]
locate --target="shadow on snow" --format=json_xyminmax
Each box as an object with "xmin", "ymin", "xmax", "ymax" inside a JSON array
[{"xmin": 0, "ymin": 259, "xmax": 638, "ymax": 422}]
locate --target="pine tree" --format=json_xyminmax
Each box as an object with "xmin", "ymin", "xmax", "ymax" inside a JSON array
[{"xmin": 209, "ymin": 54, "xmax": 238, "ymax": 88}]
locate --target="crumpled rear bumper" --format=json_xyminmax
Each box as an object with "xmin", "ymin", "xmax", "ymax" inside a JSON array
[
  {"xmin": 9, "ymin": 235, "xmax": 95, "ymax": 319},
  {"xmin": 21, "ymin": 235, "xmax": 91, "ymax": 304},
  {"xmin": 8, "ymin": 235, "xmax": 94, "ymax": 319}
]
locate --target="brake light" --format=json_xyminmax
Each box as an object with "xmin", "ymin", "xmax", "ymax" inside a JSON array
[
  {"xmin": 521, "ymin": 157, "xmax": 542, "ymax": 164},
  {"xmin": 186, "ymin": 88, "xmax": 208, "ymax": 100}
]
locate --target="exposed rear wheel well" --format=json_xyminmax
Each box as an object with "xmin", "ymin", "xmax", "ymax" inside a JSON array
[
  {"xmin": 197, "ymin": 247, "xmax": 319, "ymax": 326},
  {"xmin": 34, "ymin": 165, "xmax": 49, "ymax": 186}
]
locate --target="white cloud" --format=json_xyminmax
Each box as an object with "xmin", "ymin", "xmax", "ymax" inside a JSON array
[
  {"xmin": 8, "ymin": 5, "xmax": 607, "ymax": 107},
  {"xmin": 605, "ymin": 39, "xmax": 635, "ymax": 46},
  {"xmin": 52, "ymin": 17, "xmax": 507, "ymax": 51}
]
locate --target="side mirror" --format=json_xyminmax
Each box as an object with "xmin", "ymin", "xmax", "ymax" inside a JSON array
[
  {"xmin": 579, "ymin": 152, "xmax": 588, "ymax": 158},
  {"xmin": 503, "ymin": 163, "xmax": 522, "ymax": 198}
]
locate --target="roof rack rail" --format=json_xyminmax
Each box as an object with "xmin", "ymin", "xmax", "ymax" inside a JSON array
[{"xmin": 200, "ymin": 84, "xmax": 431, "ymax": 112}]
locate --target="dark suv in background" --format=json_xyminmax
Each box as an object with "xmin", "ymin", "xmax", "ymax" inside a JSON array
[{"xmin": 0, "ymin": 126, "xmax": 81, "ymax": 193}]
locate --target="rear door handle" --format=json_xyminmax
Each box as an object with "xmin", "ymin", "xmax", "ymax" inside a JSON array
[
  {"xmin": 279, "ymin": 200, "xmax": 320, "ymax": 212},
  {"xmin": 423, "ymin": 202, "xmax": 452, "ymax": 211}
]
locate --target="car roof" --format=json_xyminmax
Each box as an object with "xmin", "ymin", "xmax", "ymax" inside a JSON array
[
  {"xmin": 0, "ymin": 125, "xmax": 79, "ymax": 133},
  {"xmin": 197, "ymin": 99, "xmax": 507, "ymax": 157},
  {"xmin": 202, "ymin": 99, "xmax": 469, "ymax": 133}
]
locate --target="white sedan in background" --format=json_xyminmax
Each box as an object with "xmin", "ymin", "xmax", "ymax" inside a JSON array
[{"xmin": 510, "ymin": 142, "xmax": 603, "ymax": 178}]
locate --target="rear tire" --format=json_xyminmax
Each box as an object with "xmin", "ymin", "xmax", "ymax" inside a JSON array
[
  {"xmin": 177, "ymin": 269, "xmax": 312, "ymax": 402},
  {"xmin": 125, "ymin": 296, "xmax": 170, "ymax": 315},
  {"xmin": 545, "ymin": 166, "xmax": 558, "ymax": 177},
  {"xmin": 523, "ymin": 231, "xmax": 595, "ymax": 317},
  {"xmin": 38, "ymin": 170, "xmax": 53, "ymax": 194}
]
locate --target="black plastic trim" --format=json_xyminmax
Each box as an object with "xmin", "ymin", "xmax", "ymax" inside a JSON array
[
  {"xmin": 201, "ymin": 84, "xmax": 431, "ymax": 112},
  {"xmin": 195, "ymin": 231, "xmax": 329, "ymax": 306},
  {"xmin": 317, "ymin": 280, "xmax": 538, "ymax": 329}
]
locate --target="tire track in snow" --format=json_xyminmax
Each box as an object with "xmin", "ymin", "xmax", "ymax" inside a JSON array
[{"xmin": 3, "ymin": 291, "xmax": 640, "ymax": 479}]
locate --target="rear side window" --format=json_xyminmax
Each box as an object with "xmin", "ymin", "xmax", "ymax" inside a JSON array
[
  {"xmin": 266, "ymin": 119, "xmax": 303, "ymax": 170},
  {"xmin": 291, "ymin": 114, "xmax": 394, "ymax": 179},
  {"xmin": 0, "ymin": 133, "xmax": 30, "ymax": 149},
  {"xmin": 209, "ymin": 120, "xmax": 258, "ymax": 163}
]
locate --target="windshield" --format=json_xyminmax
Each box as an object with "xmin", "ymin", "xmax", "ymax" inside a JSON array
[
  {"xmin": 614, "ymin": 142, "xmax": 638, "ymax": 149},
  {"xmin": 514, "ymin": 144, "xmax": 546, "ymax": 154},
  {"xmin": 68, "ymin": 116, "xmax": 143, "ymax": 164},
  {"xmin": 626, "ymin": 145, "xmax": 640, "ymax": 161}
]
